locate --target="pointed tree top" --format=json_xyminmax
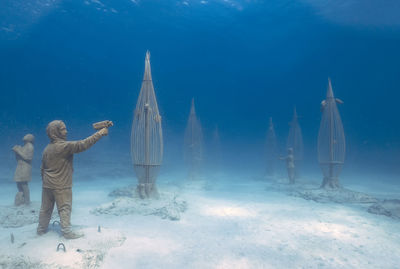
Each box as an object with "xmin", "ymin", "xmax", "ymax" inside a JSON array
[
  {"xmin": 143, "ymin": 50, "xmax": 152, "ymax": 82},
  {"xmin": 190, "ymin": 98, "xmax": 196, "ymax": 115},
  {"xmin": 293, "ymin": 106, "xmax": 298, "ymax": 120},
  {"xmin": 326, "ymin": 77, "xmax": 334, "ymax": 99},
  {"xmin": 269, "ymin": 117, "xmax": 274, "ymax": 129}
]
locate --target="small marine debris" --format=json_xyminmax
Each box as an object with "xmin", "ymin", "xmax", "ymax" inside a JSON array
[
  {"xmin": 10, "ymin": 233, "xmax": 14, "ymax": 244},
  {"xmin": 57, "ymin": 243, "xmax": 66, "ymax": 252},
  {"xmin": 98, "ymin": 225, "xmax": 101, "ymax": 233},
  {"xmin": 18, "ymin": 242, "xmax": 26, "ymax": 248},
  {"xmin": 52, "ymin": 220, "xmax": 60, "ymax": 227}
]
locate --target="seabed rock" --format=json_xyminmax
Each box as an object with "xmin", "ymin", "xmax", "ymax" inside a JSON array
[
  {"xmin": 109, "ymin": 184, "xmax": 137, "ymax": 198},
  {"xmin": 0, "ymin": 202, "xmax": 59, "ymax": 228},
  {"xmin": 291, "ymin": 187, "xmax": 378, "ymax": 204},
  {"xmin": 368, "ymin": 199, "xmax": 400, "ymax": 219},
  {"xmin": 93, "ymin": 189, "xmax": 187, "ymax": 221},
  {"xmin": 270, "ymin": 181, "xmax": 400, "ymax": 220}
]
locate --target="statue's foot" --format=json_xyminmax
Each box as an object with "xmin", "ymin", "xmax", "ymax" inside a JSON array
[{"xmin": 63, "ymin": 231, "xmax": 84, "ymax": 240}]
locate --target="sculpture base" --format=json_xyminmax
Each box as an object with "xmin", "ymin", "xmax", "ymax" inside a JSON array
[
  {"xmin": 137, "ymin": 183, "xmax": 159, "ymax": 199},
  {"xmin": 320, "ymin": 176, "xmax": 340, "ymax": 189}
]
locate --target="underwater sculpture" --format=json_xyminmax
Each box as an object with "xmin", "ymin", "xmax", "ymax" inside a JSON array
[
  {"xmin": 280, "ymin": 148, "xmax": 295, "ymax": 184},
  {"xmin": 318, "ymin": 78, "xmax": 345, "ymax": 189},
  {"xmin": 210, "ymin": 125, "xmax": 222, "ymax": 172},
  {"xmin": 184, "ymin": 98, "xmax": 203, "ymax": 179},
  {"xmin": 287, "ymin": 107, "xmax": 303, "ymax": 178},
  {"xmin": 131, "ymin": 51, "xmax": 163, "ymax": 199},
  {"xmin": 37, "ymin": 120, "xmax": 111, "ymax": 239},
  {"xmin": 265, "ymin": 117, "xmax": 278, "ymax": 177},
  {"xmin": 12, "ymin": 134, "xmax": 34, "ymax": 206}
]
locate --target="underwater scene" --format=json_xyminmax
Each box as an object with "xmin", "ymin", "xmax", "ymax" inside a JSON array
[{"xmin": 1, "ymin": 0, "xmax": 400, "ymax": 268}]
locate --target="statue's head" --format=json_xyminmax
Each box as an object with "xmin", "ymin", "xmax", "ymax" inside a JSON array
[
  {"xmin": 288, "ymin": 147, "xmax": 293, "ymax": 154},
  {"xmin": 46, "ymin": 120, "xmax": 67, "ymax": 142},
  {"xmin": 23, "ymin": 134, "xmax": 34, "ymax": 144}
]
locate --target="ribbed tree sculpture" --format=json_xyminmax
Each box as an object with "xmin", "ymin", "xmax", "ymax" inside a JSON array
[
  {"xmin": 318, "ymin": 78, "xmax": 345, "ymax": 189},
  {"xmin": 265, "ymin": 117, "xmax": 278, "ymax": 177},
  {"xmin": 287, "ymin": 107, "xmax": 304, "ymax": 177},
  {"xmin": 211, "ymin": 125, "xmax": 222, "ymax": 172},
  {"xmin": 184, "ymin": 98, "xmax": 203, "ymax": 179},
  {"xmin": 131, "ymin": 51, "xmax": 163, "ymax": 199}
]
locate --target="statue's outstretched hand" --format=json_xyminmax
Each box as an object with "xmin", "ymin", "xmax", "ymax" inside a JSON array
[{"xmin": 99, "ymin": 128, "xmax": 109, "ymax": 136}]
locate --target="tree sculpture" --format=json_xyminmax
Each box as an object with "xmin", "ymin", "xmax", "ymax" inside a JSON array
[
  {"xmin": 287, "ymin": 107, "xmax": 303, "ymax": 178},
  {"xmin": 131, "ymin": 51, "xmax": 163, "ymax": 198},
  {"xmin": 318, "ymin": 78, "xmax": 345, "ymax": 189},
  {"xmin": 184, "ymin": 98, "xmax": 203, "ymax": 179},
  {"xmin": 211, "ymin": 125, "xmax": 222, "ymax": 172},
  {"xmin": 265, "ymin": 117, "xmax": 278, "ymax": 177}
]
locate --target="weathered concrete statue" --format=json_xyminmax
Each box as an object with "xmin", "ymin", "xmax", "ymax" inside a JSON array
[
  {"xmin": 37, "ymin": 120, "xmax": 112, "ymax": 239},
  {"xmin": 12, "ymin": 134, "xmax": 34, "ymax": 206},
  {"xmin": 280, "ymin": 148, "xmax": 295, "ymax": 184}
]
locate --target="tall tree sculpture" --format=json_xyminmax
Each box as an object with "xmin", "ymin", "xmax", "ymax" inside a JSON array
[
  {"xmin": 131, "ymin": 51, "xmax": 163, "ymax": 199},
  {"xmin": 211, "ymin": 125, "xmax": 222, "ymax": 172},
  {"xmin": 318, "ymin": 78, "xmax": 345, "ymax": 189},
  {"xmin": 287, "ymin": 107, "xmax": 304, "ymax": 179},
  {"xmin": 265, "ymin": 117, "xmax": 278, "ymax": 177},
  {"xmin": 184, "ymin": 98, "xmax": 203, "ymax": 179}
]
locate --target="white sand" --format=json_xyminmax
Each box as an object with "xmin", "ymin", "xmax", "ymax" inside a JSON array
[{"xmin": 0, "ymin": 167, "xmax": 399, "ymax": 269}]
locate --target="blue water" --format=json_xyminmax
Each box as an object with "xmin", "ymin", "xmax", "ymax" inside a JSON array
[{"xmin": 1, "ymin": 0, "xmax": 400, "ymax": 180}]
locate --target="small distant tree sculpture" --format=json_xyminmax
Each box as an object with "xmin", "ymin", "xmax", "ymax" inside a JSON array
[
  {"xmin": 287, "ymin": 107, "xmax": 303, "ymax": 178},
  {"xmin": 318, "ymin": 78, "xmax": 345, "ymax": 189},
  {"xmin": 184, "ymin": 98, "xmax": 203, "ymax": 179},
  {"xmin": 131, "ymin": 51, "xmax": 163, "ymax": 198},
  {"xmin": 211, "ymin": 125, "xmax": 222, "ymax": 172},
  {"xmin": 265, "ymin": 117, "xmax": 278, "ymax": 177}
]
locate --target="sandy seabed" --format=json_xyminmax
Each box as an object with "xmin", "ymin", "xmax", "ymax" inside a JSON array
[{"xmin": 0, "ymin": 167, "xmax": 399, "ymax": 269}]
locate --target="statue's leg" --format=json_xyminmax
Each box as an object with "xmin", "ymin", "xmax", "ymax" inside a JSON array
[
  {"xmin": 288, "ymin": 168, "xmax": 295, "ymax": 184},
  {"xmin": 21, "ymin": 182, "xmax": 30, "ymax": 205},
  {"xmin": 17, "ymin": 182, "xmax": 23, "ymax": 192},
  {"xmin": 54, "ymin": 188, "xmax": 72, "ymax": 236},
  {"xmin": 37, "ymin": 188, "xmax": 55, "ymax": 235}
]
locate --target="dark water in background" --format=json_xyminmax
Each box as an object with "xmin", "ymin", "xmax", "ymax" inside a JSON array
[{"xmin": 1, "ymin": 0, "xmax": 400, "ymax": 183}]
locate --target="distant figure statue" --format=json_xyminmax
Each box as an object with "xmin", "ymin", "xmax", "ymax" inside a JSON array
[
  {"xmin": 37, "ymin": 120, "xmax": 111, "ymax": 239},
  {"xmin": 12, "ymin": 134, "xmax": 34, "ymax": 206},
  {"xmin": 280, "ymin": 148, "xmax": 295, "ymax": 184}
]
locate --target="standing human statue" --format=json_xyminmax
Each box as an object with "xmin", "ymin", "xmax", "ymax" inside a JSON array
[
  {"xmin": 12, "ymin": 134, "xmax": 35, "ymax": 206},
  {"xmin": 37, "ymin": 120, "xmax": 112, "ymax": 239},
  {"xmin": 280, "ymin": 148, "xmax": 295, "ymax": 184}
]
